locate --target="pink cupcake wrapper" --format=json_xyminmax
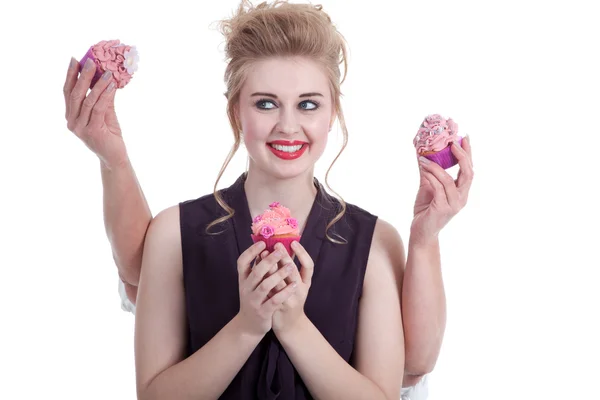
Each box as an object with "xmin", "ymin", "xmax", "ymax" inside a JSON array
[
  {"xmin": 79, "ymin": 47, "xmax": 104, "ymax": 89},
  {"xmin": 251, "ymin": 234, "xmax": 301, "ymax": 257},
  {"xmin": 423, "ymin": 137, "xmax": 463, "ymax": 169}
]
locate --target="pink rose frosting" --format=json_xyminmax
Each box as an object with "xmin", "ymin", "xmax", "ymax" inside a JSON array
[
  {"xmin": 251, "ymin": 202, "xmax": 300, "ymax": 237},
  {"xmin": 413, "ymin": 114, "xmax": 460, "ymax": 154},
  {"xmin": 260, "ymin": 225, "xmax": 275, "ymax": 239},
  {"xmin": 85, "ymin": 39, "xmax": 139, "ymax": 89}
]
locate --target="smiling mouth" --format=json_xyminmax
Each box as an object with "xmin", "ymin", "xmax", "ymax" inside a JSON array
[
  {"xmin": 266, "ymin": 141, "xmax": 308, "ymax": 160},
  {"xmin": 268, "ymin": 143, "xmax": 305, "ymax": 153}
]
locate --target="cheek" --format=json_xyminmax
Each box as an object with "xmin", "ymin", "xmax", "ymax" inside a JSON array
[
  {"xmin": 240, "ymin": 111, "xmax": 273, "ymax": 142},
  {"xmin": 305, "ymin": 116, "xmax": 331, "ymax": 144}
]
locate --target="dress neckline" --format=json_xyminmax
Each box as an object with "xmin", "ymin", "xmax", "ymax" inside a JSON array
[{"xmin": 226, "ymin": 172, "xmax": 336, "ymax": 266}]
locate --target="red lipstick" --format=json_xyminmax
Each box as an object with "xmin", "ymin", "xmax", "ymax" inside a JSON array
[
  {"xmin": 266, "ymin": 141, "xmax": 308, "ymax": 160},
  {"xmin": 268, "ymin": 140, "xmax": 308, "ymax": 146}
]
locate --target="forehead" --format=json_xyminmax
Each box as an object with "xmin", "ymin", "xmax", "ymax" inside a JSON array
[{"xmin": 242, "ymin": 57, "xmax": 330, "ymax": 97}]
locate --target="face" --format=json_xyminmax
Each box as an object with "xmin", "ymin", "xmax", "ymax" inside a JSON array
[{"xmin": 236, "ymin": 57, "xmax": 335, "ymax": 180}]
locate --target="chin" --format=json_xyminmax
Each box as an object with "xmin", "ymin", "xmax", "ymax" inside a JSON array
[
  {"xmin": 252, "ymin": 158, "xmax": 313, "ymax": 181},
  {"xmin": 262, "ymin": 164, "xmax": 310, "ymax": 180}
]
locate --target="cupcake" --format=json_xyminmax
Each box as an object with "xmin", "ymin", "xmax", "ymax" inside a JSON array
[
  {"xmin": 79, "ymin": 39, "xmax": 139, "ymax": 89},
  {"xmin": 414, "ymin": 114, "xmax": 463, "ymax": 169},
  {"xmin": 251, "ymin": 202, "xmax": 301, "ymax": 257}
]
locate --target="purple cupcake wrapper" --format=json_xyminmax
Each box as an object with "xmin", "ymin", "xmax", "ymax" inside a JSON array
[
  {"xmin": 251, "ymin": 234, "xmax": 301, "ymax": 257},
  {"xmin": 423, "ymin": 137, "xmax": 463, "ymax": 169},
  {"xmin": 79, "ymin": 47, "xmax": 103, "ymax": 89}
]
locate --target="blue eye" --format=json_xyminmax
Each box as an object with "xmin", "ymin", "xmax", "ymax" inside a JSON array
[
  {"xmin": 299, "ymin": 100, "xmax": 319, "ymax": 110},
  {"xmin": 255, "ymin": 98, "xmax": 320, "ymax": 111},
  {"xmin": 256, "ymin": 99, "xmax": 276, "ymax": 109}
]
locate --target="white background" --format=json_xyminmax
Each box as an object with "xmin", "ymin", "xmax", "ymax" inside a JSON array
[{"xmin": 2, "ymin": 0, "xmax": 599, "ymax": 399}]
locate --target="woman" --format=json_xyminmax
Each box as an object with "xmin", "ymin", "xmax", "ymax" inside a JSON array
[{"xmin": 63, "ymin": 1, "xmax": 473, "ymax": 398}]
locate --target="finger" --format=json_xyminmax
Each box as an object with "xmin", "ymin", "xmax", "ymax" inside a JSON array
[
  {"xmin": 291, "ymin": 241, "xmax": 314, "ymax": 285},
  {"xmin": 454, "ymin": 139, "xmax": 475, "ymax": 196},
  {"xmin": 274, "ymin": 243, "xmax": 296, "ymax": 283},
  {"xmin": 248, "ymin": 250, "xmax": 285, "ymax": 291},
  {"xmin": 418, "ymin": 158, "xmax": 460, "ymax": 209},
  {"xmin": 87, "ymin": 80, "xmax": 116, "ymax": 128},
  {"xmin": 419, "ymin": 166, "xmax": 447, "ymax": 206},
  {"xmin": 237, "ymin": 241, "xmax": 267, "ymax": 281},
  {"xmin": 462, "ymin": 135, "xmax": 473, "ymax": 167},
  {"xmin": 79, "ymin": 71, "xmax": 114, "ymax": 127},
  {"xmin": 275, "ymin": 244, "xmax": 301, "ymax": 287},
  {"xmin": 253, "ymin": 250, "xmax": 269, "ymax": 268},
  {"xmin": 260, "ymin": 251, "xmax": 279, "ymax": 290},
  {"xmin": 415, "ymin": 149, "xmax": 431, "ymax": 186},
  {"xmin": 267, "ymin": 244, "xmax": 293, "ymax": 297},
  {"xmin": 254, "ymin": 263, "xmax": 294, "ymax": 300},
  {"xmin": 269, "ymin": 280, "xmax": 287, "ymax": 298},
  {"xmin": 266, "ymin": 252, "xmax": 279, "ymax": 277},
  {"xmin": 68, "ymin": 58, "xmax": 98, "ymax": 125},
  {"xmin": 450, "ymin": 138, "xmax": 472, "ymax": 170},
  {"xmin": 64, "ymin": 58, "xmax": 80, "ymax": 120},
  {"xmin": 262, "ymin": 282, "xmax": 297, "ymax": 313}
]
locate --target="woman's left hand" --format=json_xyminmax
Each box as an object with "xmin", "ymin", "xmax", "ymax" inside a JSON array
[
  {"xmin": 271, "ymin": 241, "xmax": 314, "ymax": 337},
  {"xmin": 411, "ymin": 136, "xmax": 474, "ymax": 244}
]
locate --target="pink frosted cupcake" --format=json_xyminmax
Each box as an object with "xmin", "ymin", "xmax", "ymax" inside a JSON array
[
  {"xmin": 79, "ymin": 39, "xmax": 139, "ymax": 89},
  {"xmin": 251, "ymin": 202, "xmax": 301, "ymax": 257},
  {"xmin": 414, "ymin": 114, "xmax": 463, "ymax": 169}
]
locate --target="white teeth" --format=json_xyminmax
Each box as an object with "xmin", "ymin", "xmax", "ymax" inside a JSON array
[{"xmin": 270, "ymin": 144, "xmax": 303, "ymax": 152}]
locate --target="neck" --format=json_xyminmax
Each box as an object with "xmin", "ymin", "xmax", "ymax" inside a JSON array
[{"xmin": 244, "ymin": 165, "xmax": 317, "ymax": 230}]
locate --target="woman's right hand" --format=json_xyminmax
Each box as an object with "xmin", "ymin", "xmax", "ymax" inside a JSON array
[
  {"xmin": 237, "ymin": 241, "xmax": 297, "ymax": 337},
  {"xmin": 63, "ymin": 57, "xmax": 129, "ymax": 169}
]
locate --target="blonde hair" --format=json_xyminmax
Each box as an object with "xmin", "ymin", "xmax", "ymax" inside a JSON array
[{"xmin": 206, "ymin": 0, "xmax": 349, "ymax": 244}]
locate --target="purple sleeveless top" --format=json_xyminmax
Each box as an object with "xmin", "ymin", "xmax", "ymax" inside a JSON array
[{"xmin": 179, "ymin": 173, "xmax": 378, "ymax": 399}]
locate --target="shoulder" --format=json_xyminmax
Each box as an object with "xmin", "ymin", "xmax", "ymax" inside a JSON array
[
  {"xmin": 179, "ymin": 191, "xmax": 219, "ymax": 215},
  {"xmin": 179, "ymin": 190, "xmax": 231, "ymax": 231},
  {"xmin": 327, "ymin": 195, "xmax": 378, "ymax": 236},
  {"xmin": 143, "ymin": 205, "xmax": 183, "ymax": 272},
  {"xmin": 343, "ymin": 201, "xmax": 378, "ymax": 221},
  {"xmin": 364, "ymin": 218, "xmax": 406, "ymax": 287},
  {"xmin": 371, "ymin": 218, "xmax": 405, "ymax": 258},
  {"xmin": 148, "ymin": 205, "xmax": 181, "ymax": 240}
]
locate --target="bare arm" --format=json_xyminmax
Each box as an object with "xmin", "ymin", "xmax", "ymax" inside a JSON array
[
  {"xmin": 277, "ymin": 219, "xmax": 405, "ymax": 399},
  {"xmin": 401, "ymin": 135, "xmax": 474, "ymax": 385},
  {"xmin": 402, "ymin": 232, "xmax": 446, "ymax": 386},
  {"xmin": 101, "ymin": 159, "xmax": 152, "ymax": 302},
  {"xmin": 62, "ymin": 58, "xmax": 151, "ymax": 302},
  {"xmin": 135, "ymin": 205, "xmax": 266, "ymax": 400}
]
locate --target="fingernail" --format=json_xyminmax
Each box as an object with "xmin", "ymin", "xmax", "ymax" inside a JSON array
[
  {"xmin": 84, "ymin": 58, "xmax": 94, "ymax": 71},
  {"xmin": 69, "ymin": 58, "xmax": 77, "ymax": 69},
  {"xmin": 102, "ymin": 70, "xmax": 112, "ymax": 80},
  {"xmin": 418, "ymin": 156, "xmax": 430, "ymax": 164},
  {"xmin": 274, "ymin": 250, "xmax": 282, "ymax": 257},
  {"xmin": 285, "ymin": 265, "xmax": 292, "ymax": 272},
  {"xmin": 106, "ymin": 82, "xmax": 115, "ymax": 92},
  {"xmin": 292, "ymin": 282, "xmax": 298, "ymax": 288},
  {"xmin": 291, "ymin": 241, "xmax": 298, "ymax": 248}
]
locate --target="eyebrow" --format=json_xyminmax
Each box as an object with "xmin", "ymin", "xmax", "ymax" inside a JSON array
[{"xmin": 250, "ymin": 92, "xmax": 324, "ymax": 98}]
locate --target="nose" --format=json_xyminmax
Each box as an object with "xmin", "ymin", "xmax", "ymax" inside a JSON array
[{"xmin": 276, "ymin": 107, "xmax": 300, "ymax": 135}]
